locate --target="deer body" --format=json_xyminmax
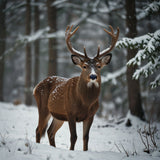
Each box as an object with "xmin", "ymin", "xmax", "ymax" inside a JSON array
[
  {"xmin": 34, "ymin": 25, "xmax": 119, "ymax": 151},
  {"xmin": 35, "ymin": 75, "xmax": 100, "ymax": 121}
]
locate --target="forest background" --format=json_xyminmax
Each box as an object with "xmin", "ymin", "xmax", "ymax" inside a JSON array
[{"xmin": 0, "ymin": 0, "xmax": 160, "ymax": 123}]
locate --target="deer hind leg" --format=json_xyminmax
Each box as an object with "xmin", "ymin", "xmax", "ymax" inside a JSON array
[
  {"xmin": 83, "ymin": 116, "xmax": 94, "ymax": 151},
  {"xmin": 36, "ymin": 92, "xmax": 51, "ymax": 143},
  {"xmin": 35, "ymin": 87, "xmax": 51, "ymax": 143},
  {"xmin": 36, "ymin": 105, "xmax": 51, "ymax": 143},
  {"xmin": 47, "ymin": 118, "xmax": 64, "ymax": 147}
]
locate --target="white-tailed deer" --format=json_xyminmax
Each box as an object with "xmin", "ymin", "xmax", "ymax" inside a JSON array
[{"xmin": 33, "ymin": 25, "xmax": 119, "ymax": 151}]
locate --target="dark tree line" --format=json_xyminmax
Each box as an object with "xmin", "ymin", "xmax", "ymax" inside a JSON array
[
  {"xmin": 0, "ymin": 0, "xmax": 7, "ymax": 101},
  {"xmin": 34, "ymin": 0, "xmax": 40, "ymax": 86},
  {"xmin": 25, "ymin": 0, "xmax": 32, "ymax": 105},
  {"xmin": 25, "ymin": 0, "xmax": 58, "ymax": 105},
  {"xmin": 47, "ymin": 0, "xmax": 57, "ymax": 76},
  {"xmin": 125, "ymin": 0, "xmax": 145, "ymax": 122}
]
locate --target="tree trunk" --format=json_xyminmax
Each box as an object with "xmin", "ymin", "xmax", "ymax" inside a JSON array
[
  {"xmin": 125, "ymin": 0, "xmax": 145, "ymax": 122},
  {"xmin": 34, "ymin": 0, "xmax": 40, "ymax": 86},
  {"xmin": 25, "ymin": 0, "xmax": 32, "ymax": 105},
  {"xmin": 47, "ymin": 0, "xmax": 57, "ymax": 76},
  {"xmin": 0, "ymin": 0, "xmax": 7, "ymax": 101}
]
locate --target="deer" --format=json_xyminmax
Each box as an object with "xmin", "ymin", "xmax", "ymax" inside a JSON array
[{"xmin": 33, "ymin": 25, "xmax": 119, "ymax": 151}]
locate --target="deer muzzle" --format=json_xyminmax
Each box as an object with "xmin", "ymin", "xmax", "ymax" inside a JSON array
[{"xmin": 89, "ymin": 74, "xmax": 97, "ymax": 80}]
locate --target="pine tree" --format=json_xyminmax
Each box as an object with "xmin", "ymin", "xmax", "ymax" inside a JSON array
[{"xmin": 117, "ymin": 1, "xmax": 160, "ymax": 89}]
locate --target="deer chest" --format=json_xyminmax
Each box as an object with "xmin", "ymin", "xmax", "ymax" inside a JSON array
[{"xmin": 72, "ymin": 103, "xmax": 98, "ymax": 122}]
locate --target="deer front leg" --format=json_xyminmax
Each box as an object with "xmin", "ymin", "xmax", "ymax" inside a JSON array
[
  {"xmin": 83, "ymin": 116, "xmax": 94, "ymax": 151},
  {"xmin": 68, "ymin": 117, "xmax": 77, "ymax": 150}
]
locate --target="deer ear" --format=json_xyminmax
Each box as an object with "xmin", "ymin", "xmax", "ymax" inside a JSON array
[
  {"xmin": 71, "ymin": 55, "xmax": 82, "ymax": 66},
  {"xmin": 101, "ymin": 53, "xmax": 112, "ymax": 66}
]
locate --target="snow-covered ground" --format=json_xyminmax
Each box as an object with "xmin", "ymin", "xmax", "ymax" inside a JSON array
[{"xmin": 0, "ymin": 102, "xmax": 159, "ymax": 160}]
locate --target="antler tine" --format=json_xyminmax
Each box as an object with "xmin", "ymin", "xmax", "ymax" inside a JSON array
[
  {"xmin": 94, "ymin": 45, "xmax": 100, "ymax": 59},
  {"xmin": 83, "ymin": 46, "xmax": 89, "ymax": 58},
  {"xmin": 98, "ymin": 26, "xmax": 119, "ymax": 58},
  {"xmin": 106, "ymin": 25, "xmax": 114, "ymax": 34},
  {"xmin": 71, "ymin": 26, "xmax": 79, "ymax": 36},
  {"xmin": 97, "ymin": 45, "xmax": 100, "ymax": 56},
  {"xmin": 65, "ymin": 25, "xmax": 86, "ymax": 59},
  {"xmin": 65, "ymin": 26, "xmax": 70, "ymax": 33},
  {"xmin": 69, "ymin": 25, "xmax": 73, "ymax": 33},
  {"xmin": 109, "ymin": 25, "xmax": 114, "ymax": 33}
]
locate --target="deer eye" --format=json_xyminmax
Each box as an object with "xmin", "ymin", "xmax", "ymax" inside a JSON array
[{"xmin": 83, "ymin": 65, "xmax": 87, "ymax": 69}]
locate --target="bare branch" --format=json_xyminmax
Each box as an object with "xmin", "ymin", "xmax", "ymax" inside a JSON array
[
  {"xmin": 138, "ymin": 128, "xmax": 148, "ymax": 150},
  {"xmin": 114, "ymin": 143, "xmax": 122, "ymax": 153},
  {"xmin": 120, "ymin": 144, "xmax": 129, "ymax": 157}
]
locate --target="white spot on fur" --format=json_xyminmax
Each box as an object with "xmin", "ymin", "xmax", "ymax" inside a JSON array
[
  {"xmin": 90, "ymin": 67, "xmax": 96, "ymax": 75},
  {"xmin": 87, "ymin": 80, "xmax": 99, "ymax": 88}
]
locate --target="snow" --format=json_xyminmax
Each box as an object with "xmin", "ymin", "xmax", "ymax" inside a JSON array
[{"xmin": 0, "ymin": 102, "xmax": 160, "ymax": 160}]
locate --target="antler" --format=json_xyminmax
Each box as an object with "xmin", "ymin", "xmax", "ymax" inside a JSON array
[
  {"xmin": 65, "ymin": 25, "xmax": 89, "ymax": 59},
  {"xmin": 95, "ymin": 25, "xmax": 119, "ymax": 59}
]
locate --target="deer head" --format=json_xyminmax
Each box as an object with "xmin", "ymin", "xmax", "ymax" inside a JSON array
[{"xmin": 65, "ymin": 25, "xmax": 119, "ymax": 88}]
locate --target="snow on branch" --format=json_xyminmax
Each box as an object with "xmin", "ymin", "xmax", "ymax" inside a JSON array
[
  {"xmin": 71, "ymin": 12, "xmax": 89, "ymax": 26},
  {"xmin": 137, "ymin": 1, "xmax": 160, "ymax": 20},
  {"xmin": 87, "ymin": 18, "xmax": 107, "ymax": 28},
  {"xmin": 116, "ymin": 34, "xmax": 151, "ymax": 50},
  {"xmin": 101, "ymin": 66, "xmax": 126, "ymax": 85},
  {"xmin": 53, "ymin": 2, "xmax": 96, "ymax": 13},
  {"xmin": 53, "ymin": 0, "xmax": 123, "ymax": 15},
  {"xmin": 52, "ymin": 0, "xmax": 68, "ymax": 7},
  {"xmin": 1, "ymin": 28, "xmax": 65, "ymax": 60},
  {"xmin": 19, "ymin": 27, "xmax": 49, "ymax": 43},
  {"xmin": 0, "ymin": 39, "xmax": 24, "ymax": 60},
  {"xmin": 19, "ymin": 27, "xmax": 65, "ymax": 43},
  {"xmin": 150, "ymin": 74, "xmax": 160, "ymax": 89},
  {"xmin": 116, "ymin": 29, "xmax": 160, "ymax": 88},
  {"xmin": 43, "ymin": 30, "xmax": 65, "ymax": 39},
  {"xmin": 5, "ymin": 2, "xmax": 26, "ymax": 12},
  {"xmin": 133, "ymin": 57, "xmax": 159, "ymax": 79}
]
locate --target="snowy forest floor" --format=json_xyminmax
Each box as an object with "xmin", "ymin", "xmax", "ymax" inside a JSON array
[{"xmin": 0, "ymin": 102, "xmax": 160, "ymax": 160}]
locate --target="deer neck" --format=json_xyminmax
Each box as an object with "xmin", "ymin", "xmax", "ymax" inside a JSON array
[{"xmin": 77, "ymin": 75, "xmax": 101, "ymax": 106}]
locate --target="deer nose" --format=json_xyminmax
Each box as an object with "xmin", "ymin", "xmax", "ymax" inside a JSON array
[{"xmin": 89, "ymin": 74, "xmax": 97, "ymax": 80}]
